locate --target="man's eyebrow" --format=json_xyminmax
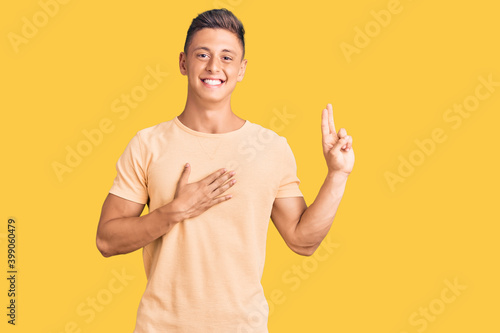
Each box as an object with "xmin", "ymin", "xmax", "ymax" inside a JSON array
[{"xmin": 193, "ymin": 46, "xmax": 236, "ymax": 54}]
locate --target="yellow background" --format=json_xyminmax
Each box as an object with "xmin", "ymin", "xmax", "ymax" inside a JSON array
[{"xmin": 1, "ymin": 0, "xmax": 499, "ymax": 332}]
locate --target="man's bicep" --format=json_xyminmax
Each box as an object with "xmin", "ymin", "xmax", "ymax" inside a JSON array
[
  {"xmin": 270, "ymin": 196, "xmax": 307, "ymax": 251},
  {"xmin": 98, "ymin": 193, "xmax": 145, "ymax": 226}
]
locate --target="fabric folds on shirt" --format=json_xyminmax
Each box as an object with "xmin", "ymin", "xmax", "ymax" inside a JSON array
[{"xmin": 109, "ymin": 116, "xmax": 303, "ymax": 333}]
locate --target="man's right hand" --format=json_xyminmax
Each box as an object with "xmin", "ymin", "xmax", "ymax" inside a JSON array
[
  {"xmin": 97, "ymin": 164, "xmax": 236, "ymax": 257},
  {"xmin": 170, "ymin": 163, "xmax": 236, "ymax": 221}
]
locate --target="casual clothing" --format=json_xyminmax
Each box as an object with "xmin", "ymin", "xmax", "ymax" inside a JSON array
[{"xmin": 109, "ymin": 116, "xmax": 303, "ymax": 333}]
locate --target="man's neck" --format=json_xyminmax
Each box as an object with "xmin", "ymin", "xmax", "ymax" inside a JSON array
[{"xmin": 178, "ymin": 100, "xmax": 245, "ymax": 134}]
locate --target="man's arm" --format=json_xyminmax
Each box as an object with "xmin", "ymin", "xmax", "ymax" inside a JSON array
[
  {"xmin": 270, "ymin": 104, "xmax": 354, "ymax": 256},
  {"xmin": 271, "ymin": 172, "xmax": 347, "ymax": 256},
  {"xmin": 96, "ymin": 164, "xmax": 236, "ymax": 257},
  {"xmin": 96, "ymin": 194, "xmax": 183, "ymax": 257}
]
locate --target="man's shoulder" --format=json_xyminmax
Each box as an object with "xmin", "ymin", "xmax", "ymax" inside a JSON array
[
  {"xmin": 134, "ymin": 118, "xmax": 175, "ymax": 141},
  {"xmin": 131, "ymin": 117, "xmax": 289, "ymax": 147},
  {"xmin": 246, "ymin": 121, "xmax": 288, "ymax": 147}
]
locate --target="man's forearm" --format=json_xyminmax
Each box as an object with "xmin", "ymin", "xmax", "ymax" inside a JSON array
[
  {"xmin": 294, "ymin": 171, "xmax": 348, "ymax": 251},
  {"xmin": 97, "ymin": 200, "xmax": 185, "ymax": 257}
]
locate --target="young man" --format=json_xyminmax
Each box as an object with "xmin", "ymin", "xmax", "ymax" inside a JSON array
[{"xmin": 96, "ymin": 8, "xmax": 354, "ymax": 333}]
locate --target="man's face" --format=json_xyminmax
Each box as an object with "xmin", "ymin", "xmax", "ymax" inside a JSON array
[{"xmin": 179, "ymin": 28, "xmax": 247, "ymax": 104}]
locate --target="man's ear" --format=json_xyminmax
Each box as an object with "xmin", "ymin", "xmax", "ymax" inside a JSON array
[
  {"xmin": 179, "ymin": 52, "xmax": 187, "ymax": 75},
  {"xmin": 237, "ymin": 59, "xmax": 248, "ymax": 82}
]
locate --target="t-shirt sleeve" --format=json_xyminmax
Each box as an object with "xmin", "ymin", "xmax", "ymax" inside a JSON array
[
  {"xmin": 276, "ymin": 137, "xmax": 303, "ymax": 198},
  {"xmin": 108, "ymin": 132, "xmax": 149, "ymax": 204}
]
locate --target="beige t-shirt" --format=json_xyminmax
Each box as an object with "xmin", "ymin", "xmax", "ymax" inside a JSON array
[{"xmin": 109, "ymin": 116, "xmax": 303, "ymax": 333}]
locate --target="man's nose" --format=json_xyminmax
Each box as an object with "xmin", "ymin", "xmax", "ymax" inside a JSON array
[{"xmin": 206, "ymin": 57, "xmax": 221, "ymax": 72}]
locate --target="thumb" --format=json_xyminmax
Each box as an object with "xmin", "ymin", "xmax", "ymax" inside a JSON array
[
  {"xmin": 178, "ymin": 163, "xmax": 191, "ymax": 187},
  {"xmin": 331, "ymin": 136, "xmax": 348, "ymax": 154}
]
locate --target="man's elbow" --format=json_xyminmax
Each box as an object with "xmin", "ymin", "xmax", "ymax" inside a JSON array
[
  {"xmin": 96, "ymin": 236, "xmax": 113, "ymax": 258},
  {"xmin": 288, "ymin": 231, "xmax": 320, "ymax": 256},
  {"xmin": 290, "ymin": 243, "xmax": 318, "ymax": 256}
]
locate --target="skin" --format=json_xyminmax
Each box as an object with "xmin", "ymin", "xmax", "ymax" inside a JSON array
[
  {"xmin": 96, "ymin": 27, "xmax": 354, "ymax": 258},
  {"xmin": 177, "ymin": 28, "xmax": 248, "ymax": 133},
  {"xmin": 271, "ymin": 104, "xmax": 354, "ymax": 256}
]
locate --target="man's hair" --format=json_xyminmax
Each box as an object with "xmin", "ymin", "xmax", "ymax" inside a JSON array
[{"xmin": 184, "ymin": 8, "xmax": 245, "ymax": 60}]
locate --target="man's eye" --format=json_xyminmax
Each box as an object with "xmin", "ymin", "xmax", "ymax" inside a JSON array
[
  {"xmin": 198, "ymin": 54, "xmax": 208, "ymax": 58},
  {"xmin": 223, "ymin": 56, "xmax": 232, "ymax": 61}
]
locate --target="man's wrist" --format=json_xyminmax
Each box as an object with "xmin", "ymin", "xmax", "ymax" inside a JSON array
[
  {"xmin": 326, "ymin": 170, "xmax": 350, "ymax": 183},
  {"xmin": 157, "ymin": 199, "xmax": 187, "ymax": 225}
]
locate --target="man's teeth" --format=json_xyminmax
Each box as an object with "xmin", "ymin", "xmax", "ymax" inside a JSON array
[{"xmin": 203, "ymin": 79, "xmax": 223, "ymax": 85}]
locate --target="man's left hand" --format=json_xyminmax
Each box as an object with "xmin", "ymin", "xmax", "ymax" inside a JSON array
[{"xmin": 321, "ymin": 103, "xmax": 355, "ymax": 175}]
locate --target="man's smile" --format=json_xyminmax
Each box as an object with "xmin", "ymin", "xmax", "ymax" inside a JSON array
[{"xmin": 200, "ymin": 78, "xmax": 225, "ymax": 87}]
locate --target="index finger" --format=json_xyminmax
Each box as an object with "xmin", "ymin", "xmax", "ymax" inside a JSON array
[{"xmin": 327, "ymin": 103, "xmax": 336, "ymax": 134}]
